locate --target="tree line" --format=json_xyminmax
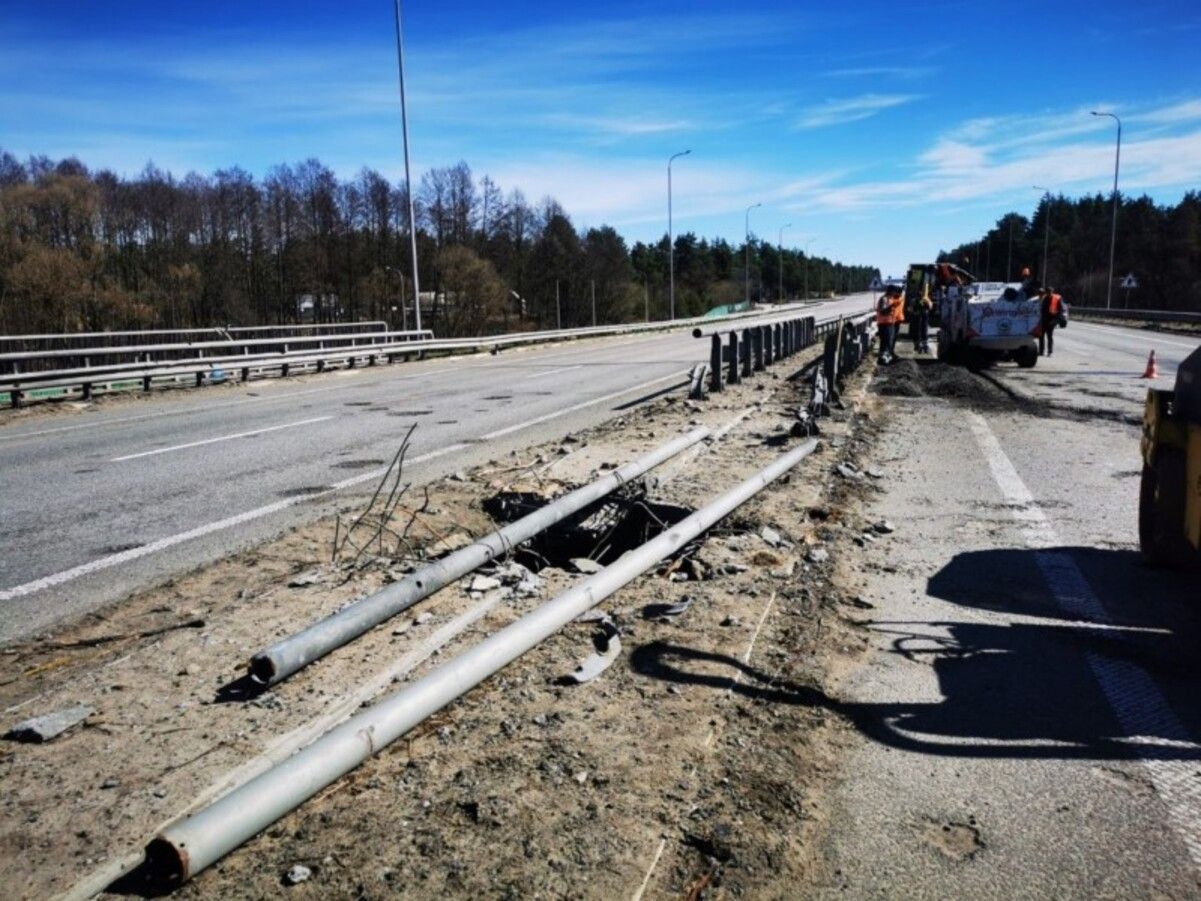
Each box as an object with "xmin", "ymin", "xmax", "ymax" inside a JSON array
[
  {"xmin": 0, "ymin": 150, "xmax": 877, "ymax": 336},
  {"xmin": 938, "ymin": 191, "xmax": 1201, "ymax": 310}
]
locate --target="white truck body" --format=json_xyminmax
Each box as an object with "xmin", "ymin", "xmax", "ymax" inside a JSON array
[{"xmin": 939, "ymin": 281, "xmax": 1041, "ymax": 366}]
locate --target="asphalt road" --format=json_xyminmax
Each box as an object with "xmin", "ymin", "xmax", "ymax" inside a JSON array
[
  {"xmin": 0, "ymin": 297, "xmax": 871, "ymax": 644},
  {"xmin": 816, "ymin": 318, "xmax": 1201, "ymax": 894}
]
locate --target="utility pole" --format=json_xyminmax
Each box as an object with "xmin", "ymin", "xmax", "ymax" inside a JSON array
[
  {"xmin": 778, "ymin": 223, "xmax": 791, "ymax": 303},
  {"xmin": 1006, "ymin": 218, "xmax": 1013, "ymax": 282},
  {"xmin": 392, "ymin": 0, "xmax": 422, "ymax": 332},
  {"xmin": 1092, "ymin": 110, "xmax": 1122, "ymax": 309},
  {"xmin": 667, "ymin": 150, "xmax": 691, "ymax": 320},
  {"xmin": 744, "ymin": 202, "xmax": 762, "ymax": 307},
  {"xmin": 804, "ymin": 238, "xmax": 814, "ymax": 300},
  {"xmin": 1033, "ymin": 186, "xmax": 1051, "ymax": 285}
]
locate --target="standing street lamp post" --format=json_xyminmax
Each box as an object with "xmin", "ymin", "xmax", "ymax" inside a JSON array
[
  {"xmin": 803, "ymin": 238, "xmax": 815, "ymax": 300},
  {"xmin": 777, "ymin": 223, "xmax": 792, "ymax": 304},
  {"xmin": 744, "ymin": 202, "xmax": 762, "ymax": 307},
  {"xmin": 384, "ymin": 266, "xmax": 409, "ymax": 331},
  {"xmin": 1091, "ymin": 111, "xmax": 1122, "ymax": 309},
  {"xmin": 667, "ymin": 150, "xmax": 691, "ymax": 320},
  {"xmin": 1006, "ymin": 219, "xmax": 1014, "ymax": 282},
  {"xmin": 392, "ymin": 0, "xmax": 422, "ymax": 332},
  {"xmin": 1033, "ymin": 186, "xmax": 1051, "ymax": 286}
]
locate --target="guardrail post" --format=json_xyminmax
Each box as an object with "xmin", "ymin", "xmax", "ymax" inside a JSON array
[
  {"xmin": 728, "ymin": 332, "xmax": 740, "ymax": 385},
  {"xmin": 143, "ymin": 375, "xmax": 152, "ymax": 391},
  {"xmin": 741, "ymin": 329, "xmax": 752, "ymax": 378},
  {"xmin": 241, "ymin": 367, "xmax": 249, "ymax": 382},
  {"xmin": 753, "ymin": 327, "xmax": 765, "ymax": 371},
  {"xmin": 81, "ymin": 382, "xmax": 92, "ymax": 400},
  {"xmin": 764, "ymin": 325, "xmax": 774, "ymax": 366},
  {"xmin": 195, "ymin": 372, "xmax": 204, "ymax": 387},
  {"xmin": 9, "ymin": 389, "xmax": 20, "ymax": 409},
  {"xmin": 709, "ymin": 334, "xmax": 723, "ymax": 393},
  {"xmin": 773, "ymin": 323, "xmax": 782, "ymax": 360}
]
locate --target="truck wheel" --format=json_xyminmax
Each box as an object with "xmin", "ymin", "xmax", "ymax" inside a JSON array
[
  {"xmin": 1016, "ymin": 347, "xmax": 1038, "ymax": 368},
  {"xmin": 1139, "ymin": 448, "xmax": 1197, "ymax": 568}
]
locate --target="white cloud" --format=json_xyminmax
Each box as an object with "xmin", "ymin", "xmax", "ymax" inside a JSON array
[
  {"xmin": 792, "ymin": 98, "xmax": 1201, "ymax": 214},
  {"xmin": 795, "ymin": 94, "xmax": 921, "ymax": 129}
]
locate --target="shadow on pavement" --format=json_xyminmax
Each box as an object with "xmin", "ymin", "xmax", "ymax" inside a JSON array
[{"xmin": 630, "ymin": 546, "xmax": 1200, "ymax": 760}]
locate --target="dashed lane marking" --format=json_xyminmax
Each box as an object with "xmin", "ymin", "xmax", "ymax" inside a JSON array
[
  {"xmin": 110, "ymin": 415, "xmax": 333, "ymax": 461},
  {"xmin": 481, "ymin": 370, "xmax": 689, "ymax": 440},
  {"xmin": 967, "ymin": 410, "xmax": 1201, "ymax": 868}
]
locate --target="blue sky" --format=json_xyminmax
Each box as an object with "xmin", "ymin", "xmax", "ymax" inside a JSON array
[{"xmin": 3, "ymin": 0, "xmax": 1200, "ymax": 276}]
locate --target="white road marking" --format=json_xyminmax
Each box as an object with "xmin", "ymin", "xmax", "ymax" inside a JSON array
[
  {"xmin": 517, "ymin": 365, "xmax": 582, "ymax": 380},
  {"xmin": 967, "ymin": 410, "xmax": 1201, "ymax": 868},
  {"xmin": 481, "ymin": 370, "xmax": 689, "ymax": 440},
  {"xmin": 0, "ymin": 444, "xmax": 467, "ymax": 603},
  {"xmin": 110, "ymin": 416, "xmax": 333, "ymax": 461}
]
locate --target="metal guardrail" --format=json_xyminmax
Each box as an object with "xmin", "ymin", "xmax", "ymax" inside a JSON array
[
  {"xmin": 0, "ymin": 303, "xmax": 821, "ymax": 408},
  {"xmin": 0, "ymin": 321, "xmax": 390, "ymax": 354},
  {"xmin": 693, "ymin": 309, "xmax": 872, "ymax": 398},
  {"xmin": 1070, "ymin": 307, "xmax": 1201, "ymax": 325}
]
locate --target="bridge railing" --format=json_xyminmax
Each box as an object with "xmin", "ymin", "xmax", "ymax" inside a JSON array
[{"xmin": 0, "ymin": 303, "xmax": 824, "ymax": 407}]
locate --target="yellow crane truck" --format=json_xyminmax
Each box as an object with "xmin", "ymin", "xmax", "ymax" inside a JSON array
[{"xmin": 1140, "ymin": 344, "xmax": 1201, "ymax": 568}]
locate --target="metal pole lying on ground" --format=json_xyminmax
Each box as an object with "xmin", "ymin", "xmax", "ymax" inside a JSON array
[
  {"xmin": 249, "ymin": 428, "xmax": 711, "ymax": 686},
  {"xmin": 148, "ymin": 438, "xmax": 819, "ymax": 887}
]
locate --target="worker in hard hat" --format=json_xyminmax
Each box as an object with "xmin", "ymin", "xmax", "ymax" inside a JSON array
[
  {"xmin": 876, "ymin": 284, "xmax": 906, "ymax": 364},
  {"xmin": 911, "ymin": 282, "xmax": 933, "ymax": 355},
  {"xmin": 1039, "ymin": 287, "xmax": 1065, "ymax": 356}
]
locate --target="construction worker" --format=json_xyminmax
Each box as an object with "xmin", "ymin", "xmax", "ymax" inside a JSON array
[
  {"xmin": 911, "ymin": 283, "xmax": 933, "ymax": 355},
  {"xmin": 876, "ymin": 284, "xmax": 905, "ymax": 364},
  {"xmin": 1039, "ymin": 287, "xmax": 1064, "ymax": 356}
]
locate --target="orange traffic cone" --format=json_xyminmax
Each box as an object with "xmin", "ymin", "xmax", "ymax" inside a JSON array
[{"xmin": 1141, "ymin": 350, "xmax": 1159, "ymax": 379}]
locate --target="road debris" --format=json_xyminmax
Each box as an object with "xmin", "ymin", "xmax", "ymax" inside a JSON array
[
  {"xmin": 4, "ymin": 703, "xmax": 94, "ymax": 743},
  {"xmin": 561, "ymin": 613, "xmax": 621, "ymax": 684},
  {"xmin": 283, "ymin": 864, "xmax": 312, "ymax": 885}
]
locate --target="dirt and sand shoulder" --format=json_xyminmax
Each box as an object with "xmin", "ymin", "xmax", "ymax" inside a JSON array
[{"xmin": 0, "ymin": 343, "xmax": 895, "ymax": 900}]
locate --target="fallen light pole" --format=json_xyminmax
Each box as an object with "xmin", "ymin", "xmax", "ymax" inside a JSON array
[
  {"xmin": 250, "ymin": 428, "xmax": 711, "ymax": 686},
  {"xmin": 147, "ymin": 437, "xmax": 818, "ymax": 886}
]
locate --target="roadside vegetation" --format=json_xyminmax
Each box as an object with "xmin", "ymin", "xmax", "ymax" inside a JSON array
[
  {"xmin": 0, "ymin": 151, "xmax": 875, "ymax": 336},
  {"xmin": 939, "ymin": 191, "xmax": 1201, "ymax": 310}
]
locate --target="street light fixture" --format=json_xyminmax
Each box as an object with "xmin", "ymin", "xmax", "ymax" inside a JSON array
[
  {"xmin": 392, "ymin": 0, "xmax": 422, "ymax": 332},
  {"xmin": 1032, "ymin": 185, "xmax": 1051, "ymax": 286},
  {"xmin": 667, "ymin": 150, "xmax": 691, "ymax": 320},
  {"xmin": 1091, "ymin": 110, "xmax": 1122, "ymax": 309},
  {"xmin": 745, "ymin": 202, "xmax": 762, "ymax": 306},
  {"xmin": 778, "ymin": 223, "xmax": 792, "ymax": 304}
]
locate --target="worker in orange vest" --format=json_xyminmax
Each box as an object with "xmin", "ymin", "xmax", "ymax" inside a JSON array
[
  {"xmin": 876, "ymin": 284, "xmax": 906, "ymax": 364},
  {"xmin": 1039, "ymin": 287, "xmax": 1064, "ymax": 356}
]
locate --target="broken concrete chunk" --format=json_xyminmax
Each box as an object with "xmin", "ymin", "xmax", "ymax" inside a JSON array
[
  {"xmin": 287, "ymin": 571, "xmax": 321, "ymax": 588},
  {"xmin": 808, "ymin": 547, "xmax": 830, "ymax": 564},
  {"xmin": 414, "ymin": 612, "xmax": 434, "ymax": 626},
  {"xmin": 469, "ymin": 575, "xmax": 502, "ymax": 592},
  {"xmin": 759, "ymin": 527, "xmax": 783, "ymax": 547},
  {"xmin": 836, "ymin": 463, "xmax": 863, "ymax": 480},
  {"xmin": 284, "ymin": 864, "xmax": 312, "ymax": 885},
  {"xmin": 561, "ymin": 615, "xmax": 621, "ymax": 685},
  {"xmin": 569, "ymin": 557, "xmax": 604, "ymax": 575},
  {"xmin": 5, "ymin": 704, "xmax": 94, "ymax": 743}
]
